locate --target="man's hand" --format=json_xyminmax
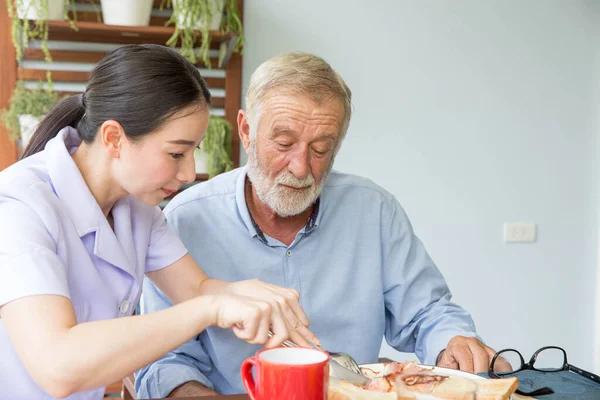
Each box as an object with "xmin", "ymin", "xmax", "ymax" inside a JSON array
[
  {"xmin": 436, "ymin": 336, "xmax": 512, "ymax": 374},
  {"xmin": 168, "ymin": 381, "xmax": 217, "ymax": 397}
]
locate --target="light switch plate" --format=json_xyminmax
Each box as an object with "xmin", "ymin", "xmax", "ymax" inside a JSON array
[{"xmin": 504, "ymin": 222, "xmax": 537, "ymax": 243}]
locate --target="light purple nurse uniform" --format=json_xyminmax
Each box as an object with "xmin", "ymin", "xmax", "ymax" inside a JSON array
[{"xmin": 0, "ymin": 127, "xmax": 189, "ymax": 399}]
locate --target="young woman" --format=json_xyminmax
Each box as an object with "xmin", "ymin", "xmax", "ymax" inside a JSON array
[{"xmin": 0, "ymin": 44, "xmax": 318, "ymax": 400}]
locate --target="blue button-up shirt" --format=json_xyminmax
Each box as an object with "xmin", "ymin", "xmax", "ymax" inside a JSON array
[{"xmin": 136, "ymin": 167, "xmax": 480, "ymax": 397}]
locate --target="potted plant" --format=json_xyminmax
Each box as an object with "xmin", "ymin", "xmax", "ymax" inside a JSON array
[
  {"xmin": 100, "ymin": 0, "xmax": 153, "ymax": 27},
  {"xmin": 194, "ymin": 115, "xmax": 234, "ymax": 178},
  {"xmin": 7, "ymin": 0, "xmax": 79, "ymax": 63},
  {"xmin": 1, "ymin": 81, "xmax": 62, "ymax": 146},
  {"xmin": 162, "ymin": 0, "xmax": 244, "ymax": 67}
]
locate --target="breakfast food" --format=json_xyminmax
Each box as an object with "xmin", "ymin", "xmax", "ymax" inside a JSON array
[
  {"xmin": 327, "ymin": 362, "xmax": 520, "ymax": 400},
  {"xmin": 396, "ymin": 375, "xmax": 477, "ymax": 399},
  {"xmin": 468, "ymin": 378, "xmax": 520, "ymax": 400}
]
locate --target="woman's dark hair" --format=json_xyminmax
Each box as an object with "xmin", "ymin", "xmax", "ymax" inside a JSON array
[{"xmin": 22, "ymin": 44, "xmax": 212, "ymax": 158}]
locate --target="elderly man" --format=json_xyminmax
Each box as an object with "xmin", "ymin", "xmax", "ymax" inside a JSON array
[{"xmin": 135, "ymin": 53, "xmax": 497, "ymax": 398}]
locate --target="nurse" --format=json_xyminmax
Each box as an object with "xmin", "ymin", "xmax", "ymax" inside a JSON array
[{"xmin": 0, "ymin": 44, "xmax": 317, "ymax": 400}]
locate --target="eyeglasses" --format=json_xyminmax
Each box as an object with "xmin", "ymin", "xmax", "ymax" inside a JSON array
[{"xmin": 488, "ymin": 346, "xmax": 600, "ymax": 397}]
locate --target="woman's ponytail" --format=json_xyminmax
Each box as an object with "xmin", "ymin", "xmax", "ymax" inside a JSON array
[{"xmin": 21, "ymin": 94, "xmax": 85, "ymax": 159}]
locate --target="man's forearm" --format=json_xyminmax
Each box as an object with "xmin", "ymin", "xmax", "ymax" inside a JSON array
[{"xmin": 168, "ymin": 381, "xmax": 218, "ymax": 397}]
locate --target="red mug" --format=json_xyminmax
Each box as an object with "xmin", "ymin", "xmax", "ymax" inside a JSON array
[{"xmin": 241, "ymin": 347, "xmax": 330, "ymax": 400}]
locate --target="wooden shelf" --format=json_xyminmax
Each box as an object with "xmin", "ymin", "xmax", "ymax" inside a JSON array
[
  {"xmin": 22, "ymin": 48, "xmax": 220, "ymax": 68},
  {"xmin": 17, "ymin": 67, "xmax": 226, "ymax": 88},
  {"xmin": 47, "ymin": 20, "xmax": 234, "ymax": 45},
  {"xmin": 44, "ymin": 20, "xmax": 239, "ymax": 67},
  {"xmin": 2, "ymin": 0, "xmax": 244, "ymax": 173}
]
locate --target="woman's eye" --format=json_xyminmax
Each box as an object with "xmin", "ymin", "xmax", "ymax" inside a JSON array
[
  {"xmin": 170, "ymin": 153, "xmax": 184, "ymax": 159},
  {"xmin": 277, "ymin": 142, "xmax": 292, "ymax": 148},
  {"xmin": 313, "ymin": 148, "xmax": 328, "ymax": 156}
]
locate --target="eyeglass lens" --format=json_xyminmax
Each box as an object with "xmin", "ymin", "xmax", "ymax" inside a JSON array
[
  {"xmin": 493, "ymin": 350, "xmax": 523, "ymax": 375},
  {"xmin": 532, "ymin": 347, "xmax": 566, "ymax": 371}
]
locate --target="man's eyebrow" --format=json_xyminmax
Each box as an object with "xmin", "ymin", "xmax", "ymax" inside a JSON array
[
  {"xmin": 316, "ymin": 133, "xmax": 338, "ymax": 142},
  {"xmin": 167, "ymin": 139, "xmax": 196, "ymax": 146},
  {"xmin": 272, "ymin": 127, "xmax": 295, "ymax": 134},
  {"xmin": 270, "ymin": 128, "xmax": 338, "ymax": 143}
]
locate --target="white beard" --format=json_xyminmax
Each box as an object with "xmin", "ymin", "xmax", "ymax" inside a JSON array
[{"xmin": 246, "ymin": 140, "xmax": 329, "ymax": 218}]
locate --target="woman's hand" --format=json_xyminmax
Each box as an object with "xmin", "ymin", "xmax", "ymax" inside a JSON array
[
  {"xmin": 206, "ymin": 294, "xmax": 284, "ymax": 347},
  {"xmin": 222, "ymin": 279, "xmax": 320, "ymax": 347}
]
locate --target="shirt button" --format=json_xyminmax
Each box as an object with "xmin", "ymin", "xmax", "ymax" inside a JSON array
[
  {"xmin": 286, "ymin": 250, "xmax": 291, "ymax": 257},
  {"xmin": 119, "ymin": 300, "xmax": 130, "ymax": 314}
]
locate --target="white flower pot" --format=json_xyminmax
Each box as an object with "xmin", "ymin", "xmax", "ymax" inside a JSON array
[
  {"xmin": 174, "ymin": 0, "xmax": 224, "ymax": 30},
  {"xmin": 18, "ymin": 114, "xmax": 41, "ymax": 148},
  {"xmin": 194, "ymin": 148, "xmax": 209, "ymax": 174},
  {"xmin": 16, "ymin": 0, "xmax": 65, "ymax": 21},
  {"xmin": 101, "ymin": 0, "xmax": 153, "ymax": 26}
]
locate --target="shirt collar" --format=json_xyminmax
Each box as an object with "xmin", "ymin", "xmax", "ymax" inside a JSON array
[
  {"xmin": 235, "ymin": 166, "xmax": 322, "ymax": 243},
  {"xmin": 46, "ymin": 127, "xmax": 104, "ymax": 237},
  {"xmin": 302, "ymin": 196, "xmax": 320, "ymax": 234},
  {"xmin": 235, "ymin": 166, "xmax": 259, "ymax": 238},
  {"xmin": 45, "ymin": 127, "xmax": 137, "ymax": 277}
]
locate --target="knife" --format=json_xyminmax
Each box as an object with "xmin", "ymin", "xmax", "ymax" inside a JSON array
[{"xmin": 328, "ymin": 357, "xmax": 371, "ymax": 386}]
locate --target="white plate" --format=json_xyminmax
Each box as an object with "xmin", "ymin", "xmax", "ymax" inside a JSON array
[
  {"xmin": 360, "ymin": 363, "xmax": 486, "ymax": 380},
  {"xmin": 327, "ymin": 363, "xmax": 484, "ymax": 400},
  {"xmin": 355, "ymin": 364, "xmax": 529, "ymax": 399}
]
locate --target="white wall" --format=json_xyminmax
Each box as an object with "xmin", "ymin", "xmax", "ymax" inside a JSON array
[{"xmin": 242, "ymin": 0, "xmax": 600, "ymax": 372}]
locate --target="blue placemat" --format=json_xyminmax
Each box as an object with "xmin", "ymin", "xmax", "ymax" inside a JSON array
[{"xmin": 478, "ymin": 370, "xmax": 600, "ymax": 400}]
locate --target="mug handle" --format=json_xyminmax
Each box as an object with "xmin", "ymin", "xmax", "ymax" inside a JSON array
[{"xmin": 241, "ymin": 356, "xmax": 258, "ymax": 400}]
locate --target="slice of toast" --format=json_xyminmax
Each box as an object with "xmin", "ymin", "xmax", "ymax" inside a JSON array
[
  {"xmin": 398, "ymin": 376, "xmax": 520, "ymax": 400},
  {"xmin": 475, "ymin": 377, "xmax": 519, "ymax": 400},
  {"xmin": 328, "ymin": 377, "xmax": 396, "ymax": 400},
  {"xmin": 433, "ymin": 377, "xmax": 478, "ymax": 399}
]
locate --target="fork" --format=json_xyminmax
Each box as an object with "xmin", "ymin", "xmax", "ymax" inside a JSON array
[{"xmin": 267, "ymin": 331, "xmax": 364, "ymax": 376}]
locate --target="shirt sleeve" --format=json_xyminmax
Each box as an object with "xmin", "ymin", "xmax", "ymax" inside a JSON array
[
  {"xmin": 382, "ymin": 198, "xmax": 482, "ymax": 365},
  {"xmin": 0, "ymin": 198, "xmax": 70, "ymax": 307},
  {"xmin": 144, "ymin": 206, "xmax": 188, "ymax": 273},
  {"xmin": 135, "ymin": 278, "xmax": 215, "ymax": 398}
]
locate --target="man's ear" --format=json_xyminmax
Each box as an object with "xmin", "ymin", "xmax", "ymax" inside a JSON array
[
  {"xmin": 237, "ymin": 110, "xmax": 252, "ymax": 152},
  {"xmin": 99, "ymin": 120, "xmax": 126, "ymax": 158}
]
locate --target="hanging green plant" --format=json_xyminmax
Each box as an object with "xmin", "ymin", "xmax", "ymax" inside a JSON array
[
  {"xmin": 162, "ymin": 0, "xmax": 213, "ymax": 66},
  {"xmin": 221, "ymin": 0, "xmax": 244, "ymax": 53},
  {"xmin": 6, "ymin": 0, "xmax": 79, "ymax": 63},
  {"xmin": 1, "ymin": 81, "xmax": 62, "ymax": 141},
  {"xmin": 161, "ymin": 0, "xmax": 244, "ymax": 67},
  {"xmin": 202, "ymin": 115, "xmax": 233, "ymax": 178}
]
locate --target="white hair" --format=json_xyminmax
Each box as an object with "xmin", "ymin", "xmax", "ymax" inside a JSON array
[{"xmin": 245, "ymin": 52, "xmax": 352, "ymax": 144}]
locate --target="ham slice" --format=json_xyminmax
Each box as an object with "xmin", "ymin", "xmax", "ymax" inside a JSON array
[
  {"xmin": 360, "ymin": 367, "xmax": 380, "ymax": 379},
  {"xmin": 336, "ymin": 362, "xmax": 447, "ymax": 395},
  {"xmin": 382, "ymin": 361, "xmax": 421, "ymax": 376},
  {"xmin": 400, "ymin": 373, "xmax": 448, "ymax": 393},
  {"xmin": 403, "ymin": 373, "xmax": 447, "ymax": 386},
  {"xmin": 381, "ymin": 361, "xmax": 431, "ymax": 385},
  {"xmin": 364, "ymin": 377, "xmax": 392, "ymax": 393}
]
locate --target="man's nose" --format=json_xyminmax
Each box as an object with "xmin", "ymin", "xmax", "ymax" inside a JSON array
[{"xmin": 287, "ymin": 146, "xmax": 310, "ymax": 179}]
